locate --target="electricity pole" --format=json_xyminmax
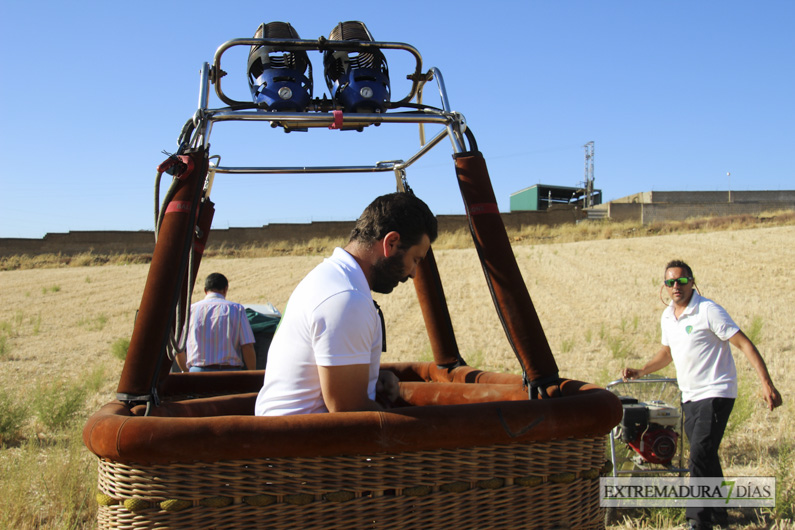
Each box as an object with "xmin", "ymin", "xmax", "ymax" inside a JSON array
[{"xmin": 583, "ymin": 141, "xmax": 595, "ymax": 208}]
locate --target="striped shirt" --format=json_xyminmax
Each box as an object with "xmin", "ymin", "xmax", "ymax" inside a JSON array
[{"xmin": 186, "ymin": 292, "xmax": 255, "ymax": 368}]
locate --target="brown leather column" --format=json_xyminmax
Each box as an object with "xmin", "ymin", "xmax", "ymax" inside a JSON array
[
  {"xmin": 412, "ymin": 247, "xmax": 462, "ymax": 367},
  {"xmin": 454, "ymin": 151, "xmax": 559, "ymax": 389},
  {"xmin": 156, "ymin": 198, "xmax": 216, "ymax": 388},
  {"xmin": 116, "ymin": 148, "xmax": 208, "ymax": 402}
]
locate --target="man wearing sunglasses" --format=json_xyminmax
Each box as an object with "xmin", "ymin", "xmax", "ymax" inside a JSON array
[{"xmin": 622, "ymin": 259, "xmax": 782, "ymax": 530}]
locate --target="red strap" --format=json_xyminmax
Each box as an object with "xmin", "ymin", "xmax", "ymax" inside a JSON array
[
  {"xmin": 329, "ymin": 110, "xmax": 344, "ymax": 130},
  {"xmin": 469, "ymin": 203, "xmax": 499, "ymax": 215},
  {"xmin": 156, "ymin": 155, "xmax": 195, "ymax": 180},
  {"xmin": 157, "ymin": 157, "xmax": 178, "ymax": 174},
  {"xmin": 165, "ymin": 201, "xmax": 192, "ymax": 214}
]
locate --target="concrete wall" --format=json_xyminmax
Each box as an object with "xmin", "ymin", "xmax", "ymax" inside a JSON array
[
  {"xmin": 649, "ymin": 190, "xmax": 795, "ymax": 204},
  {"xmin": 0, "ymin": 231, "xmax": 157, "ymax": 257},
  {"xmin": 603, "ymin": 200, "xmax": 793, "ymax": 224},
  {"xmin": 640, "ymin": 201, "xmax": 794, "ymax": 224},
  {"xmin": 600, "ymin": 190, "xmax": 795, "ymax": 224},
  {"xmin": 608, "ymin": 192, "xmax": 651, "ymax": 204},
  {"xmin": 607, "ymin": 203, "xmax": 642, "ymax": 222},
  {"xmin": 0, "ymin": 207, "xmax": 585, "ymax": 258}
]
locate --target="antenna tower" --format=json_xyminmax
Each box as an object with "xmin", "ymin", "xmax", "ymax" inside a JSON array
[{"xmin": 583, "ymin": 141, "xmax": 595, "ymax": 208}]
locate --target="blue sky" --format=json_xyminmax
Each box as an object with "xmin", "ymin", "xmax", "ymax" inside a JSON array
[{"xmin": 1, "ymin": 1, "xmax": 792, "ymax": 239}]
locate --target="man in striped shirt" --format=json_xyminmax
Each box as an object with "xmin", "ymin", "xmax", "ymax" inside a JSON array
[{"xmin": 177, "ymin": 273, "xmax": 256, "ymax": 372}]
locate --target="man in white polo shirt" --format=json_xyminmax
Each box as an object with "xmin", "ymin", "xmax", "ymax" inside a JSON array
[
  {"xmin": 623, "ymin": 260, "xmax": 781, "ymax": 530},
  {"xmin": 255, "ymin": 192, "xmax": 437, "ymax": 416}
]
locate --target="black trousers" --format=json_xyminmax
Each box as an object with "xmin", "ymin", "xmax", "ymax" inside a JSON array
[{"xmin": 682, "ymin": 397, "xmax": 735, "ymax": 528}]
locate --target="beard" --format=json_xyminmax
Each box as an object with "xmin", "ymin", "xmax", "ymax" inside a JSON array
[{"xmin": 371, "ymin": 252, "xmax": 408, "ymax": 294}]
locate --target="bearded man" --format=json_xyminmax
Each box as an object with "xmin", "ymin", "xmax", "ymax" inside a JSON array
[{"xmin": 255, "ymin": 192, "xmax": 437, "ymax": 415}]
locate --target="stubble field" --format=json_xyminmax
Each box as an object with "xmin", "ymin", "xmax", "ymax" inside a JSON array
[{"xmin": 0, "ymin": 224, "xmax": 792, "ymax": 528}]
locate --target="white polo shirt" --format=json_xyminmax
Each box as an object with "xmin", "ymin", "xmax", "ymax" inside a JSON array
[
  {"xmin": 255, "ymin": 247, "xmax": 382, "ymax": 416},
  {"xmin": 661, "ymin": 291, "xmax": 740, "ymax": 403}
]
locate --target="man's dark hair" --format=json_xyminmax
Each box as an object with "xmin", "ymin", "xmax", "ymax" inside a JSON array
[
  {"xmin": 349, "ymin": 192, "xmax": 437, "ymax": 249},
  {"xmin": 665, "ymin": 259, "xmax": 693, "ymax": 278},
  {"xmin": 205, "ymin": 272, "xmax": 229, "ymax": 292}
]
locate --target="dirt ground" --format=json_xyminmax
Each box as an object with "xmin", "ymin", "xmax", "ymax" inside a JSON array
[{"xmin": 1, "ymin": 225, "xmax": 791, "ymax": 480}]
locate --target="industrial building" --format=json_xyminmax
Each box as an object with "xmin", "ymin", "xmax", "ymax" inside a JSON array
[{"xmin": 510, "ymin": 184, "xmax": 602, "ymax": 212}]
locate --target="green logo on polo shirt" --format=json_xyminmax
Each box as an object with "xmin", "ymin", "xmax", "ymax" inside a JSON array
[{"xmin": 685, "ymin": 325, "xmax": 693, "ymax": 334}]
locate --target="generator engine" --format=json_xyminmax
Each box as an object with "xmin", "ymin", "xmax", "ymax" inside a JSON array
[{"xmin": 617, "ymin": 397, "xmax": 680, "ymax": 465}]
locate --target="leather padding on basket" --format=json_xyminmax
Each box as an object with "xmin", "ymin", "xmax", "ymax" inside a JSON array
[{"xmin": 83, "ymin": 378, "xmax": 621, "ymax": 465}]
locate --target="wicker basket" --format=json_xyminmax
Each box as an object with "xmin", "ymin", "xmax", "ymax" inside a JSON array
[{"xmin": 96, "ymin": 437, "xmax": 606, "ymax": 529}]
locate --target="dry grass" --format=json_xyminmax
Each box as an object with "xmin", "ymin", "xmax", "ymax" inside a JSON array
[{"xmin": 0, "ymin": 217, "xmax": 793, "ymax": 528}]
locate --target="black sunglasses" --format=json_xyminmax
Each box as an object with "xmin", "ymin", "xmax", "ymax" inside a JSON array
[{"xmin": 664, "ymin": 277, "xmax": 693, "ymax": 288}]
